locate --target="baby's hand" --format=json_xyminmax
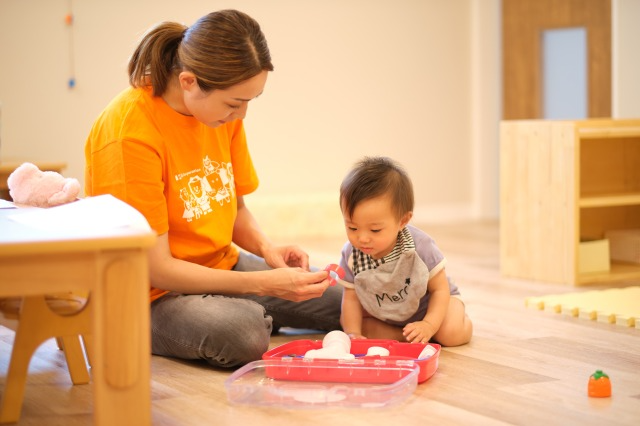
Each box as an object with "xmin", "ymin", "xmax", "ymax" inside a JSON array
[
  {"xmin": 346, "ymin": 332, "xmax": 367, "ymax": 340},
  {"xmin": 403, "ymin": 320, "xmax": 437, "ymax": 344}
]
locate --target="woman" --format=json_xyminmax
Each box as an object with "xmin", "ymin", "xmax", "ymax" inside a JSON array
[{"xmin": 85, "ymin": 10, "xmax": 341, "ymax": 367}]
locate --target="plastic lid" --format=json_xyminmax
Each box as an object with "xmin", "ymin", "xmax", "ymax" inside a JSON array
[{"xmin": 225, "ymin": 359, "xmax": 420, "ymax": 408}]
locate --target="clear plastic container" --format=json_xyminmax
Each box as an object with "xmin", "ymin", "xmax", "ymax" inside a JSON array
[
  {"xmin": 224, "ymin": 339, "xmax": 440, "ymax": 408},
  {"xmin": 224, "ymin": 358, "xmax": 420, "ymax": 408}
]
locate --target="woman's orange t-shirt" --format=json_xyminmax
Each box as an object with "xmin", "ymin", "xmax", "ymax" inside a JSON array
[{"xmin": 84, "ymin": 86, "xmax": 259, "ymax": 302}]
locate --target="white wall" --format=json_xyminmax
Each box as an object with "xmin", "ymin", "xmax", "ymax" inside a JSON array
[
  {"xmin": 2, "ymin": 0, "xmax": 638, "ymax": 239},
  {"xmin": 612, "ymin": 0, "xmax": 640, "ymax": 118},
  {"xmin": 2, "ymin": 0, "xmax": 498, "ymax": 237},
  {"xmin": 2, "ymin": 0, "xmax": 637, "ymax": 239},
  {"xmin": 470, "ymin": 1, "xmax": 500, "ymax": 221}
]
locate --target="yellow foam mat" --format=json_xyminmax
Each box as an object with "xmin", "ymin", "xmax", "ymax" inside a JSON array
[{"xmin": 525, "ymin": 287, "xmax": 640, "ymax": 328}]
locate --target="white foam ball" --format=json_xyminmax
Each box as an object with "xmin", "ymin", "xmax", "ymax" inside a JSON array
[
  {"xmin": 322, "ymin": 330, "xmax": 351, "ymax": 353},
  {"xmin": 417, "ymin": 344, "xmax": 437, "ymax": 359},
  {"xmin": 366, "ymin": 346, "xmax": 390, "ymax": 357}
]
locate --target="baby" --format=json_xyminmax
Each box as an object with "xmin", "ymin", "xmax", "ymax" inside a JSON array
[{"xmin": 337, "ymin": 156, "xmax": 472, "ymax": 346}]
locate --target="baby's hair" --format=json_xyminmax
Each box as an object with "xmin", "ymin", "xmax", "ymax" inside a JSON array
[
  {"xmin": 340, "ymin": 156, "xmax": 414, "ymax": 220},
  {"xmin": 128, "ymin": 9, "xmax": 274, "ymax": 96}
]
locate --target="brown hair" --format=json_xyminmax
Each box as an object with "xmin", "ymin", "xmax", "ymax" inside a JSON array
[
  {"xmin": 340, "ymin": 156, "xmax": 414, "ymax": 220},
  {"xmin": 128, "ymin": 9, "xmax": 273, "ymax": 96}
]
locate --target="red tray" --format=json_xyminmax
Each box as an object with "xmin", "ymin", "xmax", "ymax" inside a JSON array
[{"xmin": 262, "ymin": 339, "xmax": 440, "ymax": 384}]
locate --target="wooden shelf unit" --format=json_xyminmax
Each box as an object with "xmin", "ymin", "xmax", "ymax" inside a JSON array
[{"xmin": 500, "ymin": 118, "xmax": 640, "ymax": 285}]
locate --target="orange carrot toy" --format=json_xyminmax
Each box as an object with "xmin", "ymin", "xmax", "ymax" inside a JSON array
[{"xmin": 588, "ymin": 370, "xmax": 612, "ymax": 398}]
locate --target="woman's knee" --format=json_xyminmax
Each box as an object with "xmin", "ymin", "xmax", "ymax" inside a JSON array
[
  {"xmin": 151, "ymin": 294, "xmax": 273, "ymax": 367},
  {"xmin": 199, "ymin": 300, "xmax": 272, "ymax": 367}
]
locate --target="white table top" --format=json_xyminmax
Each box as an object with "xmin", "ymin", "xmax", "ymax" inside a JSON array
[{"xmin": 0, "ymin": 196, "xmax": 156, "ymax": 256}]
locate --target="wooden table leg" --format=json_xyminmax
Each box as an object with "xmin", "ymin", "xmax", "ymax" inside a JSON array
[{"xmin": 92, "ymin": 249, "xmax": 150, "ymax": 426}]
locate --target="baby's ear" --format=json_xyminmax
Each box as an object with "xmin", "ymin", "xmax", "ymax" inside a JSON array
[{"xmin": 400, "ymin": 211, "xmax": 413, "ymax": 227}]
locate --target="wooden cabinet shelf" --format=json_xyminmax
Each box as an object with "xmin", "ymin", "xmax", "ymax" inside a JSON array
[
  {"xmin": 577, "ymin": 262, "xmax": 640, "ymax": 285},
  {"xmin": 500, "ymin": 118, "xmax": 640, "ymax": 286},
  {"xmin": 578, "ymin": 126, "xmax": 640, "ymax": 139},
  {"xmin": 579, "ymin": 193, "xmax": 640, "ymax": 208}
]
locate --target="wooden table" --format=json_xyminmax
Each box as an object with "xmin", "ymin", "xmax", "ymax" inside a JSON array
[
  {"xmin": 0, "ymin": 161, "xmax": 68, "ymax": 201},
  {"xmin": 0, "ymin": 207, "xmax": 156, "ymax": 425}
]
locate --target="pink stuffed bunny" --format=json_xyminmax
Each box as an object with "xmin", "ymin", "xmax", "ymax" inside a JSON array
[{"xmin": 7, "ymin": 162, "xmax": 80, "ymax": 207}]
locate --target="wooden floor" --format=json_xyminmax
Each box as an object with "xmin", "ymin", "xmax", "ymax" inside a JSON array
[{"xmin": 1, "ymin": 220, "xmax": 639, "ymax": 425}]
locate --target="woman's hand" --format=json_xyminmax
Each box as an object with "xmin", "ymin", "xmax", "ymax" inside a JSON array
[
  {"xmin": 262, "ymin": 244, "xmax": 310, "ymax": 270},
  {"xmin": 261, "ymin": 267, "xmax": 331, "ymax": 302},
  {"xmin": 403, "ymin": 320, "xmax": 438, "ymax": 344}
]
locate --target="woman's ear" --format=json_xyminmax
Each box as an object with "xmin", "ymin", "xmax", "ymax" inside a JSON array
[{"xmin": 178, "ymin": 71, "xmax": 198, "ymax": 92}]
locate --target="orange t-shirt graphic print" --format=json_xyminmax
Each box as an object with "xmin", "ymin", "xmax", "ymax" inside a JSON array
[{"xmin": 179, "ymin": 157, "xmax": 235, "ymax": 222}]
